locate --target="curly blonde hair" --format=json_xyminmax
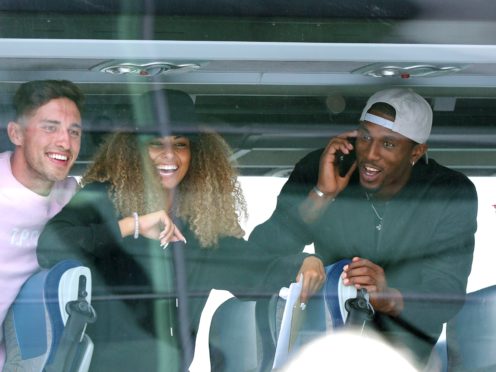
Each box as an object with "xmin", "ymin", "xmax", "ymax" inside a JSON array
[{"xmin": 82, "ymin": 131, "xmax": 247, "ymax": 248}]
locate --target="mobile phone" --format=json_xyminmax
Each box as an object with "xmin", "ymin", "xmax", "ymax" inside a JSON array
[{"xmin": 336, "ymin": 137, "xmax": 356, "ymax": 177}]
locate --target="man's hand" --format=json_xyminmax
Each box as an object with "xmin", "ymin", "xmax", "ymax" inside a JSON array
[
  {"xmin": 341, "ymin": 256, "xmax": 403, "ymax": 316},
  {"xmin": 297, "ymin": 256, "xmax": 326, "ymax": 304},
  {"xmin": 316, "ymin": 130, "xmax": 358, "ymax": 198},
  {"xmin": 299, "ymin": 131, "xmax": 358, "ymax": 224}
]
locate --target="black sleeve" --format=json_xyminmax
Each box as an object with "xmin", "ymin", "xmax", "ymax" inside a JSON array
[
  {"xmin": 249, "ymin": 149, "xmax": 323, "ymax": 255},
  {"xmin": 37, "ymin": 182, "xmax": 123, "ymax": 268},
  {"xmin": 398, "ymin": 175, "xmax": 478, "ymax": 333},
  {"xmin": 185, "ymin": 237, "xmax": 309, "ymax": 299}
]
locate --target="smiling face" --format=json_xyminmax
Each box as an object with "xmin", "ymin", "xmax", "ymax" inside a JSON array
[
  {"xmin": 355, "ymin": 111, "xmax": 427, "ymax": 199},
  {"xmin": 8, "ymin": 97, "xmax": 82, "ymax": 195},
  {"xmin": 147, "ymin": 135, "xmax": 191, "ymax": 190}
]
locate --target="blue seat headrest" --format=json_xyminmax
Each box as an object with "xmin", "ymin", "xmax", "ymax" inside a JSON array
[
  {"xmin": 324, "ymin": 259, "xmax": 355, "ymax": 328},
  {"xmin": 12, "ymin": 260, "xmax": 82, "ymax": 361}
]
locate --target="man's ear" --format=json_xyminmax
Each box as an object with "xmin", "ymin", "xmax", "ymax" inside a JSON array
[
  {"xmin": 7, "ymin": 121, "xmax": 24, "ymax": 146},
  {"xmin": 411, "ymin": 143, "xmax": 428, "ymax": 164}
]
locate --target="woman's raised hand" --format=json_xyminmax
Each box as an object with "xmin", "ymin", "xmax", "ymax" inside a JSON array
[{"xmin": 119, "ymin": 210, "xmax": 186, "ymax": 247}]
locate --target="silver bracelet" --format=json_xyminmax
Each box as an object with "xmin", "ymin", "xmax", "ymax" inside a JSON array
[
  {"xmin": 312, "ymin": 186, "xmax": 336, "ymax": 202},
  {"xmin": 133, "ymin": 212, "xmax": 139, "ymax": 239},
  {"xmin": 312, "ymin": 186, "xmax": 326, "ymax": 197}
]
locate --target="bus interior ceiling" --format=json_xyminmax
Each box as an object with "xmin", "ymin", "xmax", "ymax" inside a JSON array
[{"xmin": 0, "ymin": 0, "xmax": 496, "ymax": 177}]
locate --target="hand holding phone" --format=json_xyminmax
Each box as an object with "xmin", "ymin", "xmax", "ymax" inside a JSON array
[{"xmin": 335, "ymin": 137, "xmax": 356, "ymax": 177}]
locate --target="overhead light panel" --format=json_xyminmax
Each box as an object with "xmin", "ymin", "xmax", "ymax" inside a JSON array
[
  {"xmin": 352, "ymin": 63, "xmax": 468, "ymax": 78},
  {"xmin": 91, "ymin": 61, "xmax": 201, "ymax": 77}
]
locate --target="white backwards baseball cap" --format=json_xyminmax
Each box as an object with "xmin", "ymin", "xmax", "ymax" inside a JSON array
[{"xmin": 359, "ymin": 88, "xmax": 433, "ymax": 144}]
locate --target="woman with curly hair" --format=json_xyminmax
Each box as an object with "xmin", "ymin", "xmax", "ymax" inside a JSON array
[
  {"xmin": 80, "ymin": 130, "xmax": 246, "ymax": 249},
  {"xmin": 36, "ymin": 124, "xmax": 307, "ymax": 371}
]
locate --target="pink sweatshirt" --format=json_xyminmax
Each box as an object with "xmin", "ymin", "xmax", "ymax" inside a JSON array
[{"xmin": 0, "ymin": 151, "xmax": 78, "ymax": 369}]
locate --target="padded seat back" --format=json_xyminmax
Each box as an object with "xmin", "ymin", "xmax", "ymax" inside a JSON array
[
  {"xmin": 208, "ymin": 297, "xmax": 259, "ymax": 372},
  {"xmin": 447, "ymin": 285, "xmax": 496, "ymax": 371},
  {"xmin": 3, "ymin": 260, "xmax": 95, "ymax": 372},
  {"xmin": 324, "ymin": 259, "xmax": 357, "ymax": 328}
]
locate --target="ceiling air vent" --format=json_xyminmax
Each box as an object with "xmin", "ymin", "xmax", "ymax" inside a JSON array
[
  {"xmin": 352, "ymin": 63, "xmax": 467, "ymax": 78},
  {"xmin": 91, "ymin": 61, "xmax": 201, "ymax": 77}
]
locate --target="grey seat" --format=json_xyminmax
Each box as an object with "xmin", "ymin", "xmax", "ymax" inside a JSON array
[
  {"xmin": 208, "ymin": 297, "xmax": 259, "ymax": 372},
  {"xmin": 446, "ymin": 285, "xmax": 496, "ymax": 371}
]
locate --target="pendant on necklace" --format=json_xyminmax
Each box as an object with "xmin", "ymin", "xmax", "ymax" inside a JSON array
[{"xmin": 366, "ymin": 192, "xmax": 384, "ymax": 232}]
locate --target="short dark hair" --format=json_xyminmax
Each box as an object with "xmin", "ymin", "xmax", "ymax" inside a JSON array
[
  {"xmin": 14, "ymin": 80, "xmax": 84, "ymax": 121},
  {"xmin": 368, "ymin": 102, "xmax": 396, "ymax": 119}
]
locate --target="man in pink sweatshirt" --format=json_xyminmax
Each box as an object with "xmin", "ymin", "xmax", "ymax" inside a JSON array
[{"xmin": 0, "ymin": 80, "xmax": 84, "ymax": 369}]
